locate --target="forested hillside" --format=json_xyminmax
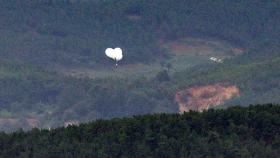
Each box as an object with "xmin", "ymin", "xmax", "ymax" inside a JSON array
[
  {"xmin": 173, "ymin": 48, "xmax": 280, "ymax": 106},
  {"xmin": 0, "ymin": 0, "xmax": 280, "ymax": 131},
  {"xmin": 0, "ymin": 61, "xmax": 176, "ymax": 131},
  {"xmin": 0, "ymin": 0, "xmax": 279, "ymax": 66},
  {"xmin": 1, "ymin": 105, "xmax": 280, "ymax": 157}
]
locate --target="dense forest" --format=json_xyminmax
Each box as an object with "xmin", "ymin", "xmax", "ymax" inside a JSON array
[
  {"xmin": 0, "ymin": 0, "xmax": 280, "ymax": 131},
  {"xmin": 0, "ymin": 105, "xmax": 280, "ymax": 157}
]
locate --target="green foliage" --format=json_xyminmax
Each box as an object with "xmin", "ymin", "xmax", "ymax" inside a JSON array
[
  {"xmin": 0, "ymin": 0, "xmax": 280, "ymax": 133},
  {"xmin": 0, "ymin": 60, "xmax": 177, "ymax": 131},
  {"xmin": 0, "ymin": 0, "xmax": 279, "ymax": 66},
  {"xmin": 1, "ymin": 44, "xmax": 280, "ymax": 131},
  {"xmin": 155, "ymin": 70, "xmax": 170, "ymax": 82},
  {"xmin": 1, "ymin": 105, "xmax": 280, "ymax": 157},
  {"xmin": 172, "ymin": 51, "xmax": 280, "ymax": 106}
]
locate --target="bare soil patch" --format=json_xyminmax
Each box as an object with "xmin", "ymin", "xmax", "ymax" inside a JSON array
[{"xmin": 175, "ymin": 84, "xmax": 239, "ymax": 112}]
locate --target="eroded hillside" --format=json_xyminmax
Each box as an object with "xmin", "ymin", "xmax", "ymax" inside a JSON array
[{"xmin": 175, "ymin": 84, "xmax": 239, "ymax": 112}]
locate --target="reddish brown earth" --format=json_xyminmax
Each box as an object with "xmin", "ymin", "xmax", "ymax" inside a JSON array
[
  {"xmin": 175, "ymin": 84, "xmax": 239, "ymax": 112},
  {"xmin": 26, "ymin": 117, "xmax": 40, "ymax": 128},
  {"xmin": 169, "ymin": 42, "xmax": 216, "ymax": 56},
  {"xmin": 232, "ymin": 48, "xmax": 244, "ymax": 55},
  {"xmin": 162, "ymin": 38, "xmax": 244, "ymax": 57},
  {"xmin": 0, "ymin": 117, "xmax": 40, "ymax": 129}
]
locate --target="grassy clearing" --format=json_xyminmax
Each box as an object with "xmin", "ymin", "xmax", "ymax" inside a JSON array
[
  {"xmin": 55, "ymin": 37, "xmax": 241, "ymax": 79},
  {"xmin": 56, "ymin": 54, "xmax": 209, "ymax": 80}
]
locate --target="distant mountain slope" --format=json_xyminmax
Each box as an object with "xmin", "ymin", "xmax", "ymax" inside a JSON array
[
  {"xmin": 172, "ymin": 48, "xmax": 280, "ymax": 107},
  {"xmin": 0, "ymin": 0, "xmax": 279, "ymax": 132},
  {"xmin": 1, "ymin": 45, "xmax": 279, "ymax": 132},
  {"xmin": 0, "ymin": 60, "xmax": 176, "ymax": 132},
  {"xmin": 1, "ymin": 105, "xmax": 280, "ymax": 157},
  {"xmin": 0, "ymin": 0, "xmax": 279, "ymax": 67}
]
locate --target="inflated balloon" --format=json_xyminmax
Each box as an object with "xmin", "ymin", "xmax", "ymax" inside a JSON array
[{"xmin": 105, "ymin": 47, "xmax": 123, "ymax": 61}]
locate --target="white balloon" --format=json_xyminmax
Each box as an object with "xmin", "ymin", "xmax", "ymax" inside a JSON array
[
  {"xmin": 105, "ymin": 47, "xmax": 123, "ymax": 61},
  {"xmin": 105, "ymin": 48, "xmax": 114, "ymax": 59}
]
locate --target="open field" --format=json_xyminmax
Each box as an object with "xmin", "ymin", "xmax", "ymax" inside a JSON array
[
  {"xmin": 56, "ymin": 54, "xmax": 209, "ymax": 79},
  {"xmin": 56, "ymin": 37, "xmax": 243, "ymax": 79}
]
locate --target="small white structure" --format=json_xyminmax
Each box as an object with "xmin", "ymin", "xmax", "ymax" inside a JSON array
[
  {"xmin": 64, "ymin": 120, "xmax": 79, "ymax": 127},
  {"xmin": 210, "ymin": 57, "xmax": 223, "ymax": 63}
]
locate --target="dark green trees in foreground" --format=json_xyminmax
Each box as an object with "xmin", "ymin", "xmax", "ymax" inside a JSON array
[{"xmin": 0, "ymin": 104, "xmax": 280, "ymax": 157}]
